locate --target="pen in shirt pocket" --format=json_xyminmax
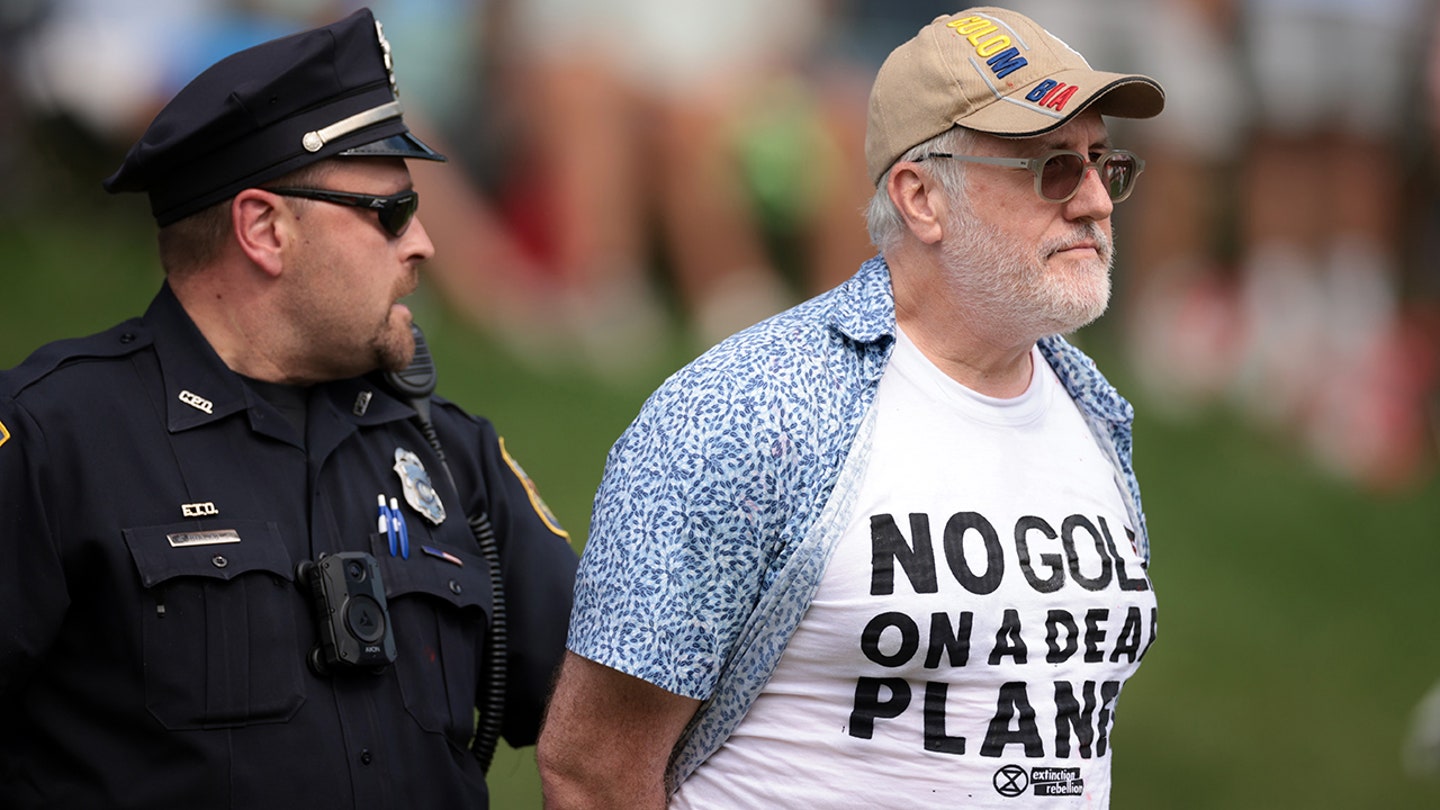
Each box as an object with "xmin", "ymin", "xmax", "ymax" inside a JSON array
[
  {"xmin": 390, "ymin": 496, "xmax": 409, "ymax": 559},
  {"xmin": 378, "ymin": 493, "xmax": 396, "ymax": 557}
]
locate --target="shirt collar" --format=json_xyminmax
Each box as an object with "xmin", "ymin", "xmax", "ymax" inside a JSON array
[
  {"xmin": 1037, "ymin": 334, "xmax": 1135, "ymax": 425},
  {"xmin": 145, "ymin": 283, "xmax": 419, "ymax": 434},
  {"xmin": 146, "ymin": 283, "xmax": 250, "ymax": 431},
  {"xmin": 827, "ymin": 254, "xmax": 897, "ymax": 347}
]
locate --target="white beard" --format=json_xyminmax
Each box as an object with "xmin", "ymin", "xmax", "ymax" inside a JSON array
[{"xmin": 939, "ymin": 196, "xmax": 1114, "ymax": 342}]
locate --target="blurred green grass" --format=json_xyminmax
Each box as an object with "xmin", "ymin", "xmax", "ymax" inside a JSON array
[{"xmin": 3, "ymin": 208, "xmax": 1438, "ymax": 809}]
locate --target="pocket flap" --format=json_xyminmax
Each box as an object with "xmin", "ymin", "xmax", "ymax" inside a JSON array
[
  {"xmin": 123, "ymin": 520, "xmax": 293, "ymax": 587},
  {"xmin": 374, "ymin": 540, "xmax": 492, "ymax": 613}
]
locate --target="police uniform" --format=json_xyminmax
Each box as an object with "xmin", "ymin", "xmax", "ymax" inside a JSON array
[{"xmin": 0, "ymin": 9, "xmax": 577, "ymax": 809}]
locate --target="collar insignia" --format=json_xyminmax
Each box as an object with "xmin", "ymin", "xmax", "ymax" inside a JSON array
[{"xmin": 178, "ymin": 389, "xmax": 214, "ymax": 414}]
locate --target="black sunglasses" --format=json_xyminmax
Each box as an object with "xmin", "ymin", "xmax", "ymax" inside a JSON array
[{"xmin": 267, "ymin": 187, "xmax": 420, "ymax": 237}]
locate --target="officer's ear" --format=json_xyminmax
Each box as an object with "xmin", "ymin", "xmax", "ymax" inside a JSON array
[
  {"xmin": 232, "ymin": 189, "xmax": 287, "ymax": 278},
  {"xmin": 887, "ymin": 162, "xmax": 948, "ymax": 246}
]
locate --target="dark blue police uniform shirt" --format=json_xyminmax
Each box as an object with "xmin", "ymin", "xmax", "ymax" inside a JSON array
[{"xmin": 0, "ymin": 283, "xmax": 578, "ymax": 809}]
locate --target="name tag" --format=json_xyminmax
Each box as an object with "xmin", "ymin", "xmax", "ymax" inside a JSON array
[{"xmin": 166, "ymin": 529, "xmax": 242, "ymax": 548}]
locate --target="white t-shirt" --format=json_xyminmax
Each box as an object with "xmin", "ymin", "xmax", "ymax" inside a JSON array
[{"xmin": 672, "ymin": 330, "xmax": 1157, "ymax": 808}]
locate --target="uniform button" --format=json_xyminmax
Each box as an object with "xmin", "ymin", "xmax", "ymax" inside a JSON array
[
  {"xmin": 360, "ymin": 748, "xmax": 373, "ymax": 765},
  {"xmin": 448, "ymin": 580, "xmax": 462, "ymax": 595},
  {"xmin": 212, "ymin": 555, "xmax": 229, "ymax": 569},
  {"xmin": 119, "ymin": 332, "xmax": 136, "ymax": 344}
]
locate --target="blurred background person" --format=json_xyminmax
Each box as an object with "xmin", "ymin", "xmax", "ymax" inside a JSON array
[
  {"xmin": 11, "ymin": 1, "xmax": 351, "ymax": 177},
  {"xmin": 493, "ymin": 0, "xmax": 822, "ymax": 371},
  {"xmin": 1230, "ymin": 0, "xmax": 1435, "ymax": 490},
  {"xmin": 11, "ymin": 0, "xmax": 307, "ymax": 218},
  {"xmin": 775, "ymin": 0, "xmax": 957, "ymax": 296}
]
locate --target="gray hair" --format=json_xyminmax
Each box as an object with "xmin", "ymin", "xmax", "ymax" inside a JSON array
[{"xmin": 865, "ymin": 127, "xmax": 979, "ymax": 255}]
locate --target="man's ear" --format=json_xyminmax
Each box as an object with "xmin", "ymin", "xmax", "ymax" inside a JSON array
[
  {"xmin": 232, "ymin": 189, "xmax": 286, "ymax": 278},
  {"xmin": 886, "ymin": 164, "xmax": 948, "ymax": 245}
]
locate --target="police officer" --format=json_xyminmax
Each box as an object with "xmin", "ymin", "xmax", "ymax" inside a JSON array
[{"xmin": 0, "ymin": 9, "xmax": 578, "ymax": 808}]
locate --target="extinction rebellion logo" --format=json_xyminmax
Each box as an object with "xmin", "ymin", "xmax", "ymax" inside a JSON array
[{"xmin": 994, "ymin": 766, "xmax": 1084, "ymax": 798}]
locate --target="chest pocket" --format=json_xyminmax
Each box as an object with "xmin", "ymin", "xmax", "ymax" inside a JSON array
[
  {"xmin": 123, "ymin": 520, "xmax": 304, "ymax": 730},
  {"xmin": 370, "ymin": 529, "xmax": 493, "ymax": 744}
]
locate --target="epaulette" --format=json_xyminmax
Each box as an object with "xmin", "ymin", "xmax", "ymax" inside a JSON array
[{"xmin": 1, "ymin": 319, "xmax": 153, "ymax": 399}]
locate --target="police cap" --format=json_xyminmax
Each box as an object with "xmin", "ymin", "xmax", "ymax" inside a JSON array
[{"xmin": 103, "ymin": 7, "xmax": 447, "ymax": 226}]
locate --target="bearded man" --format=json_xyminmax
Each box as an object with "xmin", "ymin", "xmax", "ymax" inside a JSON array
[{"xmin": 540, "ymin": 7, "xmax": 1164, "ymax": 808}]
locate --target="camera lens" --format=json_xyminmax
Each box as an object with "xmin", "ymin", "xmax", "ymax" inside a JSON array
[
  {"xmin": 346, "ymin": 560, "xmax": 367, "ymax": 582},
  {"xmin": 344, "ymin": 595, "xmax": 386, "ymax": 643}
]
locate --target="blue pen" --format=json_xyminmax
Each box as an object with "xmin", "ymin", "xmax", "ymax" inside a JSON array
[
  {"xmin": 379, "ymin": 494, "xmax": 396, "ymax": 556},
  {"xmin": 390, "ymin": 497, "xmax": 409, "ymax": 559}
]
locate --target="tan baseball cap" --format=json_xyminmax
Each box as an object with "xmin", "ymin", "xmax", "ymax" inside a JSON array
[{"xmin": 866, "ymin": 7, "xmax": 1165, "ymax": 185}]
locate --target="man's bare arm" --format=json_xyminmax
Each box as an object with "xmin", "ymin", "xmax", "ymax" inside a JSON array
[{"xmin": 538, "ymin": 652, "xmax": 702, "ymax": 809}]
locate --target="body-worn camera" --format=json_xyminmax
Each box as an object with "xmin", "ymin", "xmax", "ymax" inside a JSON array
[{"xmin": 297, "ymin": 552, "xmax": 397, "ymax": 675}]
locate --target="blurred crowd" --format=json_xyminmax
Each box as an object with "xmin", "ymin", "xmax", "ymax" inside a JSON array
[{"xmin": 2, "ymin": 0, "xmax": 1439, "ymax": 492}]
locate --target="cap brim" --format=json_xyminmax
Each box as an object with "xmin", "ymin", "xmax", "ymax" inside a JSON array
[
  {"xmin": 340, "ymin": 131, "xmax": 447, "ymax": 162},
  {"xmin": 956, "ymin": 72, "xmax": 1165, "ymax": 139}
]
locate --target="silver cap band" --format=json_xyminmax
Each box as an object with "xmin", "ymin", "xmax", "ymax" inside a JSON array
[{"xmin": 302, "ymin": 100, "xmax": 403, "ymax": 153}]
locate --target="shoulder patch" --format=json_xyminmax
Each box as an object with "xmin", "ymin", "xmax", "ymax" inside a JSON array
[
  {"xmin": 0, "ymin": 418, "xmax": 9, "ymax": 450},
  {"xmin": 499, "ymin": 437, "xmax": 570, "ymax": 542}
]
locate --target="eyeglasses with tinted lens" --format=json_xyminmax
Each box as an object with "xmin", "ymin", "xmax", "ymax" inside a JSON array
[
  {"xmin": 913, "ymin": 149, "xmax": 1145, "ymax": 203},
  {"xmin": 266, "ymin": 187, "xmax": 420, "ymax": 237}
]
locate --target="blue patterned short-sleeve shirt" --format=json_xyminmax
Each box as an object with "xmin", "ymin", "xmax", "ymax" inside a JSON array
[{"xmin": 568, "ymin": 256, "xmax": 1149, "ymax": 780}]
